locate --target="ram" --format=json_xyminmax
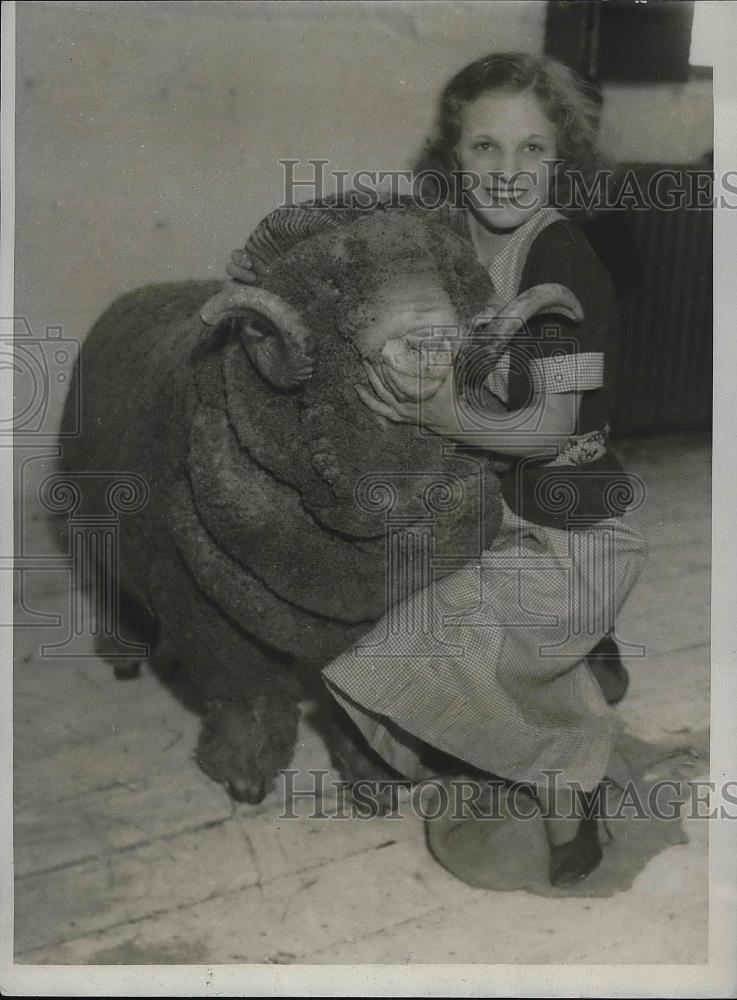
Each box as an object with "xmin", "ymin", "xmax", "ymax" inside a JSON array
[{"xmin": 61, "ymin": 202, "xmax": 580, "ymax": 802}]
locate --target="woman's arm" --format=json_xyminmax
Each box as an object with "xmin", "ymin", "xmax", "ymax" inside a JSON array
[
  {"xmin": 357, "ymin": 360, "xmax": 582, "ymax": 458},
  {"xmin": 447, "ymin": 389, "xmax": 583, "ymax": 457}
]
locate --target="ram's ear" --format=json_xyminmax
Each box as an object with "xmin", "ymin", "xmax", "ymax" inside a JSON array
[
  {"xmin": 200, "ymin": 282, "xmax": 315, "ymax": 390},
  {"xmin": 455, "ymin": 282, "xmax": 583, "ymax": 402}
]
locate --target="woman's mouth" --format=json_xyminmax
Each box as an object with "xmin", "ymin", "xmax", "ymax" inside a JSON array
[{"xmin": 485, "ymin": 187, "xmax": 529, "ymax": 205}]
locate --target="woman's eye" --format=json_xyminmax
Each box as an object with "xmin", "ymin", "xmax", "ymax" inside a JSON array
[
  {"xmin": 474, "ymin": 142, "xmax": 492, "ymax": 152},
  {"xmin": 526, "ymin": 143, "xmax": 544, "ymax": 153}
]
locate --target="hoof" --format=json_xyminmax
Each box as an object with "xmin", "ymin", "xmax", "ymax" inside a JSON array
[
  {"xmin": 346, "ymin": 779, "xmax": 410, "ymax": 816},
  {"xmin": 196, "ymin": 696, "xmax": 299, "ymax": 805},
  {"xmin": 113, "ymin": 661, "xmax": 142, "ymax": 681},
  {"xmin": 226, "ymin": 775, "xmax": 268, "ymax": 804},
  {"xmin": 323, "ymin": 715, "xmax": 400, "ymax": 792}
]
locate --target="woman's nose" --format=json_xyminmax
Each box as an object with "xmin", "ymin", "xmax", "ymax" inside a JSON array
[
  {"xmin": 484, "ymin": 148, "xmax": 513, "ymax": 184},
  {"xmin": 496, "ymin": 149, "xmax": 521, "ymax": 182}
]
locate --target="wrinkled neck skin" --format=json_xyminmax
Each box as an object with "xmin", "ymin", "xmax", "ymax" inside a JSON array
[{"xmin": 353, "ymin": 275, "xmax": 459, "ymax": 402}]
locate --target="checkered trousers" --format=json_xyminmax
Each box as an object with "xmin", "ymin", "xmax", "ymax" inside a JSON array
[{"xmin": 322, "ymin": 499, "xmax": 647, "ymax": 791}]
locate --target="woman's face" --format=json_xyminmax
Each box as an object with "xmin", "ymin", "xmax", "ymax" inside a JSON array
[{"xmin": 454, "ymin": 90, "xmax": 558, "ymax": 230}]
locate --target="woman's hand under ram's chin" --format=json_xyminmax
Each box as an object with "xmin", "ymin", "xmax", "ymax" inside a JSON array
[
  {"xmin": 356, "ymin": 348, "xmax": 464, "ymax": 441},
  {"xmin": 376, "ymin": 334, "xmax": 456, "ymax": 402}
]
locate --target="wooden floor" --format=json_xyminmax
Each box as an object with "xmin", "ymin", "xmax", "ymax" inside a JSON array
[{"xmin": 12, "ymin": 433, "xmax": 711, "ymax": 965}]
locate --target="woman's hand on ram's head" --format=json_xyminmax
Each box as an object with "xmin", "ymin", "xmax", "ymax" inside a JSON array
[{"xmin": 226, "ymin": 249, "xmax": 259, "ymax": 285}]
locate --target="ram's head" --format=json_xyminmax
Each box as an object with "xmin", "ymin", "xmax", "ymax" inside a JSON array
[
  {"xmin": 197, "ymin": 204, "xmax": 582, "ymax": 548},
  {"xmin": 202, "ymin": 204, "xmax": 580, "ymax": 396}
]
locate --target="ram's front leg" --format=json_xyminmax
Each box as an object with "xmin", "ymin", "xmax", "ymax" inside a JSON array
[
  {"xmin": 94, "ymin": 587, "xmax": 159, "ymax": 681},
  {"xmin": 150, "ymin": 548, "xmax": 302, "ymax": 804},
  {"xmin": 196, "ymin": 692, "xmax": 300, "ymax": 803}
]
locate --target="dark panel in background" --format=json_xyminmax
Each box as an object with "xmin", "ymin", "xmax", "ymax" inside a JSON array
[
  {"xmin": 545, "ymin": 0, "xmax": 695, "ymax": 83},
  {"xmin": 546, "ymin": 2, "xmax": 711, "ymax": 436},
  {"xmin": 606, "ymin": 168, "xmax": 712, "ymax": 438},
  {"xmin": 598, "ymin": 0, "xmax": 695, "ymax": 82},
  {"xmin": 545, "ymin": 0, "xmax": 600, "ymax": 79}
]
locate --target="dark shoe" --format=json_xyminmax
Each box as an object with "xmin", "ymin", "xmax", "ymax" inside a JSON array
[
  {"xmin": 587, "ymin": 633, "xmax": 629, "ymax": 705},
  {"xmin": 548, "ymin": 816, "xmax": 603, "ymax": 887},
  {"xmin": 546, "ymin": 784, "xmax": 613, "ymax": 887}
]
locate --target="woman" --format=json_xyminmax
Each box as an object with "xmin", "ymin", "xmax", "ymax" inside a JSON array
[{"xmin": 229, "ymin": 53, "xmax": 648, "ymax": 887}]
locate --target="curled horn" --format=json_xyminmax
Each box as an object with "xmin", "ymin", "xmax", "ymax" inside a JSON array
[
  {"xmin": 455, "ymin": 282, "xmax": 584, "ymax": 407},
  {"xmin": 200, "ymin": 282, "xmax": 315, "ymax": 390},
  {"xmin": 244, "ymin": 202, "xmax": 357, "ymax": 276},
  {"xmin": 200, "ymin": 203, "xmax": 360, "ymax": 389}
]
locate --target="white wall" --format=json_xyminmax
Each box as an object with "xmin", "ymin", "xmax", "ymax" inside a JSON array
[
  {"xmin": 600, "ymin": 77, "xmax": 713, "ymax": 164},
  {"xmin": 14, "ymin": 0, "xmax": 712, "ymax": 418},
  {"xmin": 14, "ymin": 0, "xmax": 546, "ymax": 367}
]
